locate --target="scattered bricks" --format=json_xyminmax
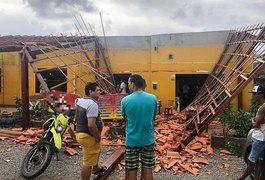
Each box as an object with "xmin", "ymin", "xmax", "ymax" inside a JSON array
[{"xmin": 64, "ymin": 146, "xmax": 78, "ymax": 156}]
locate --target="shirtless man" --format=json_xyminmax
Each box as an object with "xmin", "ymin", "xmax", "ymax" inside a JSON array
[{"xmin": 239, "ymin": 85, "xmax": 265, "ymax": 180}]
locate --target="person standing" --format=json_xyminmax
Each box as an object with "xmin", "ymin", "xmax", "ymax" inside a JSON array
[
  {"xmin": 119, "ymin": 79, "xmax": 127, "ymax": 94},
  {"xmin": 239, "ymin": 85, "xmax": 265, "ymax": 180},
  {"xmin": 121, "ymin": 74, "xmax": 157, "ymax": 180},
  {"xmin": 75, "ymin": 82, "xmax": 106, "ymax": 180},
  {"xmin": 182, "ymin": 83, "xmax": 190, "ymax": 108}
]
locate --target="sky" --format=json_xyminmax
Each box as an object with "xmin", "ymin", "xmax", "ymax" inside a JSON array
[{"xmin": 0, "ymin": 0, "xmax": 264, "ymax": 36}]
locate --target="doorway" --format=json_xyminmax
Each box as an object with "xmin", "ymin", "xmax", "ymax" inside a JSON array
[
  {"xmin": 113, "ymin": 73, "xmax": 131, "ymax": 94},
  {"xmin": 176, "ymin": 74, "xmax": 208, "ymax": 110}
]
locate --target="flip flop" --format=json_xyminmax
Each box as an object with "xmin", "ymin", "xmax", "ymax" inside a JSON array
[{"xmin": 93, "ymin": 166, "xmax": 107, "ymax": 175}]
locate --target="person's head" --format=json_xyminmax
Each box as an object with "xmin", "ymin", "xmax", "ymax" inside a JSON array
[
  {"xmin": 250, "ymin": 85, "xmax": 265, "ymax": 102},
  {"xmin": 85, "ymin": 82, "xmax": 101, "ymax": 100},
  {"xmin": 128, "ymin": 74, "xmax": 145, "ymax": 92}
]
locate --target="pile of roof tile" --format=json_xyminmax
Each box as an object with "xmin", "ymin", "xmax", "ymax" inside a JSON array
[
  {"xmin": 0, "ymin": 128, "xmax": 42, "ymax": 145},
  {"xmin": 0, "ymin": 127, "xmax": 78, "ymax": 155},
  {"xmin": 103, "ymin": 111, "xmax": 231, "ymax": 175},
  {"xmin": 152, "ymin": 112, "xmax": 214, "ymax": 175}
]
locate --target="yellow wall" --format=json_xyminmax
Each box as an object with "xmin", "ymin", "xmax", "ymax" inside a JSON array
[{"xmin": 0, "ymin": 52, "xmax": 21, "ymax": 105}]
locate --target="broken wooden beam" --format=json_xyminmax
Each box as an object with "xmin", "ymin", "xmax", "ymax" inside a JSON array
[
  {"xmin": 0, "ymin": 129, "xmax": 23, "ymax": 137},
  {"xmin": 96, "ymin": 146, "xmax": 125, "ymax": 180}
]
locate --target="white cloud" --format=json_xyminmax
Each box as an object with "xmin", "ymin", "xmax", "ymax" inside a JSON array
[{"xmin": 0, "ymin": 0, "xmax": 264, "ymax": 36}]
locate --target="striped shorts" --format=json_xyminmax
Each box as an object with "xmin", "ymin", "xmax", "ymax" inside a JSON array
[{"xmin": 125, "ymin": 143, "xmax": 155, "ymax": 170}]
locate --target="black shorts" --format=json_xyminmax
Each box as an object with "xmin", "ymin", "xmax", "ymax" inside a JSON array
[{"xmin": 125, "ymin": 143, "xmax": 155, "ymax": 170}]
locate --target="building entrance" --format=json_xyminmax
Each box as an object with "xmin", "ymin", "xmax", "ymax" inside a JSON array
[{"xmin": 176, "ymin": 74, "xmax": 208, "ymax": 110}]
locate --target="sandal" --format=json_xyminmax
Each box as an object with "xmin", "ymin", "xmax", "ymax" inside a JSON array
[{"xmin": 93, "ymin": 166, "xmax": 107, "ymax": 175}]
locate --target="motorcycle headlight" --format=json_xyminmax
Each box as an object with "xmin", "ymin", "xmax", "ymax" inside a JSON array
[{"xmin": 56, "ymin": 122, "xmax": 63, "ymax": 132}]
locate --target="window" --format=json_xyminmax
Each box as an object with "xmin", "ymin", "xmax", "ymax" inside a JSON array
[
  {"xmin": 35, "ymin": 68, "xmax": 67, "ymax": 93},
  {"xmin": 168, "ymin": 54, "xmax": 173, "ymax": 60}
]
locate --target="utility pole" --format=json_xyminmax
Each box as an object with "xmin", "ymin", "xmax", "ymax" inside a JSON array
[{"xmin": 21, "ymin": 47, "xmax": 30, "ymax": 129}]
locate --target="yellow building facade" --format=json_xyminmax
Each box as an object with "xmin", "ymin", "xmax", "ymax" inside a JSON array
[{"xmin": 0, "ymin": 31, "xmax": 253, "ymax": 111}]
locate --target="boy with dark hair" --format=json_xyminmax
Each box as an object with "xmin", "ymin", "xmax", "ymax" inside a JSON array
[
  {"xmin": 121, "ymin": 74, "xmax": 157, "ymax": 180},
  {"xmin": 75, "ymin": 82, "xmax": 106, "ymax": 179}
]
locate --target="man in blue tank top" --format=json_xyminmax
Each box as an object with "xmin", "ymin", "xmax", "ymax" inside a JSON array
[{"xmin": 121, "ymin": 74, "xmax": 157, "ymax": 180}]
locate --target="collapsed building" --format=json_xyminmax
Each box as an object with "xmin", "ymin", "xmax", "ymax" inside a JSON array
[
  {"xmin": 0, "ymin": 30, "xmax": 256, "ymax": 111},
  {"xmin": 0, "ymin": 23, "xmax": 264, "ymax": 178}
]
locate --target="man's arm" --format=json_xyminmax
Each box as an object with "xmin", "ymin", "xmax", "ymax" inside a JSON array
[
  {"xmin": 252, "ymin": 106, "xmax": 265, "ymax": 128},
  {"xmin": 121, "ymin": 99, "xmax": 126, "ymax": 117},
  {"xmin": 88, "ymin": 117, "xmax": 101, "ymax": 142},
  {"xmin": 68, "ymin": 125, "xmax": 77, "ymax": 142}
]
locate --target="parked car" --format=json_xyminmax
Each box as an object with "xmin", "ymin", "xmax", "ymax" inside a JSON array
[{"xmin": 243, "ymin": 129, "xmax": 265, "ymax": 179}]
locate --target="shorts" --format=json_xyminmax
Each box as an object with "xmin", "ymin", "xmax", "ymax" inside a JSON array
[
  {"xmin": 248, "ymin": 138, "xmax": 265, "ymax": 163},
  {"xmin": 125, "ymin": 143, "xmax": 155, "ymax": 170},
  {"xmin": 76, "ymin": 132, "xmax": 101, "ymax": 166}
]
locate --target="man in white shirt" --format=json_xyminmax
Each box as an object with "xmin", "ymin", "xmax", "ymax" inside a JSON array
[{"xmin": 119, "ymin": 80, "xmax": 127, "ymax": 94}]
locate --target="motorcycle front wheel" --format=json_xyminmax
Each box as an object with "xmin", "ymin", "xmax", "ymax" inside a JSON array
[{"xmin": 21, "ymin": 143, "xmax": 53, "ymax": 179}]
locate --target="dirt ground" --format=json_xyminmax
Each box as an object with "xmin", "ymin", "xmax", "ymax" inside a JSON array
[{"xmin": 0, "ymin": 139, "xmax": 250, "ymax": 180}]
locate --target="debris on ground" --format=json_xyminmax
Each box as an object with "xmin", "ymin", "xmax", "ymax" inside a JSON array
[
  {"xmin": 0, "ymin": 110, "xmax": 230, "ymax": 176},
  {"xmin": 0, "ymin": 127, "xmax": 76, "ymax": 147}
]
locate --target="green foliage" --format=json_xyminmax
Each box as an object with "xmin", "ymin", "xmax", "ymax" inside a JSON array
[
  {"xmin": 106, "ymin": 126, "xmax": 125, "ymax": 141},
  {"xmin": 13, "ymin": 96, "xmax": 22, "ymax": 123},
  {"xmin": 219, "ymin": 103, "xmax": 235, "ymax": 136},
  {"xmin": 106, "ymin": 128, "xmax": 118, "ymax": 141},
  {"xmin": 219, "ymin": 100, "xmax": 259, "ymax": 138},
  {"xmin": 232, "ymin": 110, "xmax": 252, "ymax": 137},
  {"xmin": 13, "ymin": 96, "xmax": 51, "ymax": 124},
  {"xmin": 218, "ymin": 101, "xmax": 259, "ymax": 156},
  {"xmin": 232, "ymin": 100, "xmax": 259, "ymax": 137},
  {"xmin": 29, "ymin": 101, "xmax": 50, "ymax": 120}
]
